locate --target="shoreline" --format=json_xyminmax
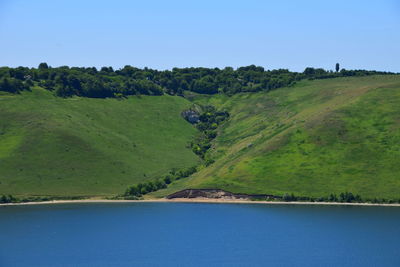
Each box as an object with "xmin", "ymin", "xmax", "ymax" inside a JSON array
[{"xmin": 1, "ymin": 198, "xmax": 400, "ymax": 207}]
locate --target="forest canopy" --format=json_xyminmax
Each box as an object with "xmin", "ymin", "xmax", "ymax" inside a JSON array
[{"xmin": 0, "ymin": 64, "xmax": 395, "ymax": 98}]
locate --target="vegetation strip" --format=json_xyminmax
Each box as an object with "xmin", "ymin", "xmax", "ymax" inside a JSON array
[
  {"xmin": 165, "ymin": 189, "xmax": 400, "ymax": 204},
  {"xmin": 3, "ymin": 189, "xmax": 399, "ymax": 205},
  {"xmin": 120, "ymin": 166, "xmax": 198, "ymax": 199},
  {"xmin": 2, "ymin": 198, "xmax": 400, "ymax": 207},
  {"xmin": 1, "ymin": 64, "xmax": 395, "ymax": 97}
]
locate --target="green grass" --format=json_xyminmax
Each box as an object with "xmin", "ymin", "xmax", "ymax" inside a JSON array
[
  {"xmin": 2, "ymin": 75, "xmax": 400, "ymax": 200},
  {"xmin": 150, "ymin": 75, "xmax": 400, "ymax": 200},
  {"xmin": 0, "ymin": 87, "xmax": 200, "ymax": 197}
]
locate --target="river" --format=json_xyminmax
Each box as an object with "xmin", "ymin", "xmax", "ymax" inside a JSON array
[{"xmin": 1, "ymin": 203, "xmax": 399, "ymax": 266}]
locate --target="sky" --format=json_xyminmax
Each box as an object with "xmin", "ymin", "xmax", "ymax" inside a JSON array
[{"xmin": 0, "ymin": 0, "xmax": 399, "ymax": 72}]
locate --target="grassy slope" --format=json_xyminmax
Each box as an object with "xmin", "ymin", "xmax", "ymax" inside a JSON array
[
  {"xmin": 0, "ymin": 87, "xmax": 199, "ymax": 197},
  {"xmin": 151, "ymin": 75, "xmax": 400, "ymax": 200}
]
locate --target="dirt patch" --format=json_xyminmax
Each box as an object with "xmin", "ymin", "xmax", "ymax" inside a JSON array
[{"xmin": 166, "ymin": 189, "xmax": 281, "ymax": 201}]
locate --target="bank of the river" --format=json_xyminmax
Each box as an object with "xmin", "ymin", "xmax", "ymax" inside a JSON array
[{"xmin": 1, "ymin": 198, "xmax": 400, "ymax": 207}]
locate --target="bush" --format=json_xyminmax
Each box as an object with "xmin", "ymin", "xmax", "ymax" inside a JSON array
[
  {"xmin": 124, "ymin": 179, "xmax": 168, "ymax": 197},
  {"xmin": 0, "ymin": 195, "xmax": 18, "ymax": 203},
  {"xmin": 282, "ymin": 193, "xmax": 297, "ymax": 202},
  {"xmin": 191, "ymin": 106, "xmax": 229, "ymax": 159}
]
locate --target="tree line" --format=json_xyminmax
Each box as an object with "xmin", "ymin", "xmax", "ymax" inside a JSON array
[
  {"xmin": 0, "ymin": 195, "xmax": 84, "ymax": 204},
  {"xmin": 281, "ymin": 192, "xmax": 400, "ymax": 204},
  {"xmin": 2, "ymin": 191, "xmax": 399, "ymax": 204},
  {"xmin": 0, "ymin": 63, "xmax": 395, "ymax": 97}
]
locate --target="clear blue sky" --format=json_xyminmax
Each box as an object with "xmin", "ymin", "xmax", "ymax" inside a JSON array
[{"xmin": 0, "ymin": 0, "xmax": 399, "ymax": 72}]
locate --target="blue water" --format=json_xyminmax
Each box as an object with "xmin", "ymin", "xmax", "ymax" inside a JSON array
[{"xmin": 1, "ymin": 203, "xmax": 399, "ymax": 267}]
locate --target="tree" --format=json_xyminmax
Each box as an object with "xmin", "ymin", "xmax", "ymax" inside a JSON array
[
  {"xmin": 329, "ymin": 193, "xmax": 338, "ymax": 202},
  {"xmin": 38, "ymin": 62, "xmax": 49, "ymax": 69},
  {"xmin": 0, "ymin": 77, "xmax": 28, "ymax": 93},
  {"xmin": 339, "ymin": 192, "xmax": 355, "ymax": 202},
  {"xmin": 335, "ymin": 63, "xmax": 340, "ymax": 72},
  {"xmin": 192, "ymin": 76, "xmax": 218, "ymax": 94},
  {"xmin": 55, "ymin": 84, "xmax": 74, "ymax": 97},
  {"xmin": 283, "ymin": 193, "xmax": 295, "ymax": 201},
  {"xmin": 0, "ymin": 195, "xmax": 16, "ymax": 203},
  {"xmin": 164, "ymin": 175, "xmax": 172, "ymax": 184},
  {"xmin": 100, "ymin": 66, "xmax": 114, "ymax": 73},
  {"xmin": 303, "ymin": 67, "xmax": 316, "ymax": 76},
  {"xmin": 283, "ymin": 193, "xmax": 290, "ymax": 201},
  {"xmin": 155, "ymin": 179, "xmax": 167, "ymax": 189}
]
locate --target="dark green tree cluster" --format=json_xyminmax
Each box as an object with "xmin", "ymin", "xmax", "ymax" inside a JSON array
[
  {"xmin": 124, "ymin": 180, "xmax": 167, "ymax": 198},
  {"xmin": 123, "ymin": 166, "xmax": 198, "ymax": 198},
  {"xmin": 0, "ymin": 195, "xmax": 17, "ymax": 203},
  {"xmin": 0, "ymin": 77, "xmax": 31, "ymax": 93},
  {"xmin": 338, "ymin": 192, "xmax": 362, "ymax": 202},
  {"xmin": 0, "ymin": 195, "xmax": 87, "ymax": 204},
  {"xmin": 302, "ymin": 67, "xmax": 390, "ymax": 80},
  {"xmin": 163, "ymin": 166, "xmax": 198, "ymax": 183},
  {"xmin": 1, "ymin": 63, "xmax": 395, "ymax": 97},
  {"xmin": 190, "ymin": 106, "xmax": 229, "ymax": 161},
  {"xmin": 282, "ymin": 193, "xmax": 298, "ymax": 201},
  {"xmin": 282, "ymin": 192, "xmax": 364, "ymax": 203}
]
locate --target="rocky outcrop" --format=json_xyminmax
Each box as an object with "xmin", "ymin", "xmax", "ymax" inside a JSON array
[
  {"xmin": 181, "ymin": 109, "xmax": 200, "ymax": 124},
  {"xmin": 166, "ymin": 189, "xmax": 281, "ymax": 200}
]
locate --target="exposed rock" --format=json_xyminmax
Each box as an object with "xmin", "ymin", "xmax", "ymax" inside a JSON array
[
  {"xmin": 181, "ymin": 109, "xmax": 200, "ymax": 124},
  {"xmin": 166, "ymin": 189, "xmax": 281, "ymax": 200}
]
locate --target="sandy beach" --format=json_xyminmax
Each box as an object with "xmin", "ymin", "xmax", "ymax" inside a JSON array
[{"xmin": 1, "ymin": 198, "xmax": 400, "ymax": 207}]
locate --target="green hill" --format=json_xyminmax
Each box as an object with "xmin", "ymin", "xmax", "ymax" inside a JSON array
[
  {"xmin": 0, "ymin": 87, "xmax": 199, "ymax": 197},
  {"xmin": 1, "ymin": 75, "xmax": 400, "ymax": 200},
  {"xmin": 151, "ymin": 75, "xmax": 400, "ymax": 200}
]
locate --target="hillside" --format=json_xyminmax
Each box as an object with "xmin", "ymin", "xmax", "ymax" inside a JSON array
[
  {"xmin": 1, "ymin": 75, "xmax": 400, "ymax": 201},
  {"xmin": 0, "ymin": 87, "xmax": 199, "ymax": 197},
  {"xmin": 151, "ymin": 75, "xmax": 400, "ymax": 200}
]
